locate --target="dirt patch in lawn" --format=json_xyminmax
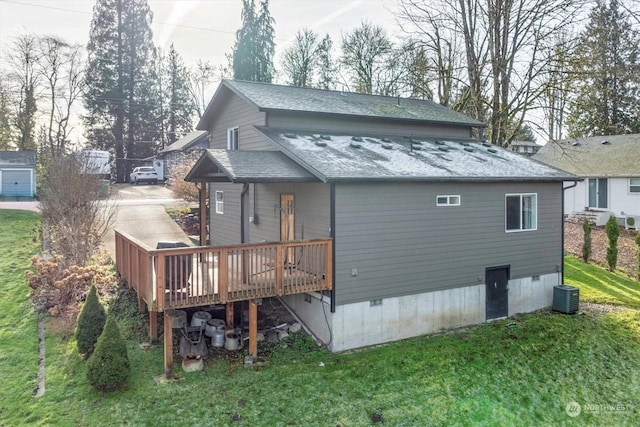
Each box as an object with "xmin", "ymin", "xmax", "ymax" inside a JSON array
[{"xmin": 564, "ymin": 220, "xmax": 639, "ymax": 275}]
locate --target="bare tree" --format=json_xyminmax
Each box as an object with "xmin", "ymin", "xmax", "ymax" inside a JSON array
[
  {"xmin": 340, "ymin": 21, "xmax": 393, "ymax": 94},
  {"xmin": 188, "ymin": 60, "xmax": 219, "ymax": 120},
  {"xmin": 37, "ymin": 36, "xmax": 84, "ymax": 157},
  {"xmin": 396, "ymin": 0, "xmax": 582, "ymax": 146},
  {"xmin": 281, "ymin": 28, "xmax": 321, "ymax": 87},
  {"xmin": 39, "ymin": 155, "xmax": 116, "ymax": 267}
]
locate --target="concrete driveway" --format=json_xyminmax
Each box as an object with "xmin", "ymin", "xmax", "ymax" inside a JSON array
[
  {"xmin": 0, "ymin": 184, "xmax": 193, "ymax": 260},
  {"xmin": 102, "ymin": 184, "xmax": 195, "ymax": 259}
]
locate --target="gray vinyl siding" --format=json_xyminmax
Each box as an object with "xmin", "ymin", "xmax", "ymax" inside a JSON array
[
  {"xmin": 207, "ymin": 92, "xmax": 269, "ymax": 150},
  {"xmin": 209, "ymin": 182, "xmax": 331, "ymax": 246},
  {"xmin": 248, "ymin": 183, "xmax": 331, "ymax": 243},
  {"xmin": 267, "ymin": 111, "xmax": 472, "ymax": 139},
  {"xmin": 209, "ymin": 182, "xmax": 242, "ymax": 245},
  {"xmin": 334, "ymin": 181, "xmax": 563, "ymax": 305}
]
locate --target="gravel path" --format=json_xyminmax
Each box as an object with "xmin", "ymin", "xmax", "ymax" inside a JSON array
[{"xmin": 564, "ymin": 220, "xmax": 639, "ymax": 275}]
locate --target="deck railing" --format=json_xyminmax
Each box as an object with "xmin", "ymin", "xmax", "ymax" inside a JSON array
[{"xmin": 115, "ymin": 230, "xmax": 333, "ymax": 311}]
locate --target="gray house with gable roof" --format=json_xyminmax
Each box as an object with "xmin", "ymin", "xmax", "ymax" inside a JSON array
[{"xmin": 185, "ymin": 80, "xmax": 577, "ymax": 351}]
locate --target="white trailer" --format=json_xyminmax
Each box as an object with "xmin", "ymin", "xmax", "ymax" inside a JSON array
[{"xmin": 78, "ymin": 150, "xmax": 111, "ymax": 179}]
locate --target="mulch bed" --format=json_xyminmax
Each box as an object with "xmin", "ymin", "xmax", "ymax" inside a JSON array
[{"xmin": 564, "ymin": 220, "xmax": 639, "ymax": 275}]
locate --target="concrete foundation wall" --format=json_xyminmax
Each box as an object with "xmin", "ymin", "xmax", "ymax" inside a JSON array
[
  {"xmin": 284, "ymin": 272, "xmax": 560, "ymax": 352},
  {"xmin": 508, "ymin": 272, "xmax": 560, "ymax": 316}
]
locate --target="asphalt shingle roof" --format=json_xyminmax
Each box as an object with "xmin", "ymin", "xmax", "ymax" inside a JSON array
[
  {"xmin": 158, "ymin": 131, "xmax": 209, "ymax": 154},
  {"xmin": 185, "ymin": 149, "xmax": 317, "ymax": 183},
  {"xmin": 0, "ymin": 150, "xmax": 36, "ymax": 167},
  {"xmin": 534, "ymin": 134, "xmax": 640, "ymax": 177},
  {"xmin": 209, "ymin": 80, "xmax": 485, "ymax": 127},
  {"xmin": 257, "ymin": 129, "xmax": 576, "ymax": 182}
]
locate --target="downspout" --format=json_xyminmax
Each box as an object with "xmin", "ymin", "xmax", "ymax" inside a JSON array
[
  {"xmin": 240, "ymin": 183, "xmax": 250, "ymax": 243},
  {"xmin": 330, "ymin": 183, "xmax": 336, "ymax": 313},
  {"xmin": 561, "ymin": 181, "xmax": 579, "ymax": 283}
]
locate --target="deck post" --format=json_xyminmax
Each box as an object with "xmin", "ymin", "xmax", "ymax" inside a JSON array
[
  {"xmin": 149, "ymin": 310, "xmax": 158, "ymax": 343},
  {"xmin": 164, "ymin": 311, "xmax": 173, "ymax": 379},
  {"xmin": 226, "ymin": 302, "xmax": 234, "ymax": 328},
  {"xmin": 249, "ymin": 299, "xmax": 258, "ymax": 357}
]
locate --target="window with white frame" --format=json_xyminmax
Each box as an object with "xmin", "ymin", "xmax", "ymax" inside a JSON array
[
  {"xmin": 505, "ymin": 193, "xmax": 537, "ymax": 231},
  {"xmin": 215, "ymin": 191, "xmax": 224, "ymax": 214},
  {"xmin": 227, "ymin": 127, "xmax": 239, "ymax": 150},
  {"xmin": 436, "ymin": 195, "xmax": 461, "ymax": 206},
  {"xmin": 630, "ymin": 178, "xmax": 640, "ymax": 193}
]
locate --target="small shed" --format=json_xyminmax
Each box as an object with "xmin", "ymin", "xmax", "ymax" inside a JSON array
[{"xmin": 0, "ymin": 151, "xmax": 36, "ymax": 197}]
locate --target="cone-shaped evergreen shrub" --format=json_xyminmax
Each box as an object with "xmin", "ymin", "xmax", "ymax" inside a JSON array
[
  {"xmin": 76, "ymin": 285, "xmax": 106, "ymax": 357},
  {"xmin": 582, "ymin": 219, "xmax": 592, "ymax": 263},
  {"xmin": 605, "ymin": 215, "xmax": 620, "ymax": 271},
  {"xmin": 86, "ymin": 317, "xmax": 130, "ymax": 392}
]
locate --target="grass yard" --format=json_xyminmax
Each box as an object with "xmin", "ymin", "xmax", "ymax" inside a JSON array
[
  {"xmin": 564, "ymin": 255, "xmax": 640, "ymax": 307},
  {"xmin": 1, "ymin": 210, "xmax": 639, "ymax": 426}
]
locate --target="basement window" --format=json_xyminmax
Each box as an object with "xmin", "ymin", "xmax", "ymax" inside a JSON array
[
  {"xmin": 437, "ymin": 195, "xmax": 461, "ymax": 206},
  {"xmin": 215, "ymin": 191, "xmax": 224, "ymax": 214},
  {"xmin": 630, "ymin": 178, "xmax": 640, "ymax": 193}
]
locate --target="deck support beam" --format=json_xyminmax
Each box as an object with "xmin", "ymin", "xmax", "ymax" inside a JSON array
[
  {"xmin": 226, "ymin": 302, "xmax": 234, "ymax": 328},
  {"xmin": 249, "ymin": 299, "xmax": 258, "ymax": 357},
  {"xmin": 164, "ymin": 312, "xmax": 173, "ymax": 379},
  {"xmin": 149, "ymin": 311, "xmax": 158, "ymax": 344}
]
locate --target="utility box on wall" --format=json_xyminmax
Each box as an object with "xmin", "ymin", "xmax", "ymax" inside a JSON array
[{"xmin": 552, "ymin": 284, "xmax": 580, "ymax": 314}]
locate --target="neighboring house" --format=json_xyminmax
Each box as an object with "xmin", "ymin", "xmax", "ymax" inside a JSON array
[
  {"xmin": 185, "ymin": 80, "xmax": 576, "ymax": 352},
  {"xmin": 0, "ymin": 150, "xmax": 36, "ymax": 198},
  {"xmin": 534, "ymin": 134, "xmax": 640, "ymax": 228},
  {"xmin": 154, "ymin": 131, "xmax": 209, "ymax": 180},
  {"xmin": 509, "ymin": 140, "xmax": 541, "ymax": 156}
]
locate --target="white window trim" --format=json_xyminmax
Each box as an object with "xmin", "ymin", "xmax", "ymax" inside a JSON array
[
  {"xmin": 505, "ymin": 193, "xmax": 538, "ymax": 232},
  {"xmin": 227, "ymin": 127, "xmax": 239, "ymax": 150},
  {"xmin": 215, "ymin": 190, "xmax": 224, "ymax": 214},
  {"xmin": 629, "ymin": 178, "xmax": 640, "ymax": 194},
  {"xmin": 436, "ymin": 195, "xmax": 461, "ymax": 206}
]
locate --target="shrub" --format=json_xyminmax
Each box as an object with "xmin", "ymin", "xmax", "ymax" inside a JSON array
[
  {"xmin": 582, "ymin": 219, "xmax": 592, "ymax": 263},
  {"xmin": 86, "ymin": 317, "xmax": 130, "ymax": 393},
  {"xmin": 25, "ymin": 255, "xmax": 116, "ymax": 316},
  {"xmin": 636, "ymin": 232, "xmax": 640, "ymax": 281},
  {"xmin": 76, "ymin": 285, "xmax": 106, "ymax": 357},
  {"xmin": 605, "ymin": 215, "xmax": 620, "ymax": 271}
]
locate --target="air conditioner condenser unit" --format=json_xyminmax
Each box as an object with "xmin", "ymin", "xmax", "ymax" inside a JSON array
[
  {"xmin": 553, "ymin": 285, "xmax": 580, "ymax": 314},
  {"xmin": 625, "ymin": 215, "xmax": 640, "ymax": 230}
]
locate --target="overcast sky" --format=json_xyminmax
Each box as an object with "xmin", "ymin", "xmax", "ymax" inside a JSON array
[
  {"xmin": 0, "ymin": 0, "xmax": 400, "ymax": 147},
  {"xmin": 0, "ymin": 0, "xmax": 398, "ymax": 71}
]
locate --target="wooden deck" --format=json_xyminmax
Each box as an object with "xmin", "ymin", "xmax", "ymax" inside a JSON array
[
  {"xmin": 115, "ymin": 231, "xmax": 332, "ymax": 311},
  {"xmin": 114, "ymin": 230, "xmax": 333, "ymax": 376}
]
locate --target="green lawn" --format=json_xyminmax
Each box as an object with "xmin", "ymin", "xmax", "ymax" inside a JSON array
[
  {"xmin": 1, "ymin": 210, "xmax": 639, "ymax": 426},
  {"xmin": 564, "ymin": 255, "xmax": 640, "ymax": 307}
]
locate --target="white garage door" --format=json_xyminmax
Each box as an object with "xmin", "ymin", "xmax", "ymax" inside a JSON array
[{"xmin": 1, "ymin": 170, "xmax": 32, "ymax": 197}]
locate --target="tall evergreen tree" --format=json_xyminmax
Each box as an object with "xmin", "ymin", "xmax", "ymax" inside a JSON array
[
  {"xmin": 158, "ymin": 45, "xmax": 194, "ymax": 148},
  {"xmin": 315, "ymin": 34, "xmax": 336, "ymax": 90},
  {"xmin": 0, "ymin": 75, "xmax": 14, "ymax": 149},
  {"xmin": 8, "ymin": 33, "xmax": 39, "ymax": 151},
  {"xmin": 231, "ymin": 0, "xmax": 275, "ymax": 82},
  {"xmin": 84, "ymin": 0, "xmax": 160, "ymax": 182},
  {"xmin": 568, "ymin": 0, "xmax": 640, "ymax": 137}
]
